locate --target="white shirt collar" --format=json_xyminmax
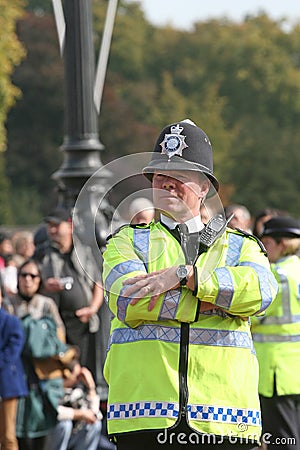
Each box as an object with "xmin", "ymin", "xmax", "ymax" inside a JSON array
[{"xmin": 160, "ymin": 214, "xmax": 205, "ymax": 233}]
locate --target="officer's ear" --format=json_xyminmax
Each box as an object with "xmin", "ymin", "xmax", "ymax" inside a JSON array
[{"xmin": 198, "ymin": 175, "xmax": 210, "ymax": 199}]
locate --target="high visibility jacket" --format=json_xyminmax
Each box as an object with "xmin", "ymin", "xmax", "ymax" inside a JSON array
[
  {"xmin": 252, "ymin": 254, "xmax": 300, "ymax": 397},
  {"xmin": 103, "ymin": 221, "xmax": 278, "ymax": 441}
]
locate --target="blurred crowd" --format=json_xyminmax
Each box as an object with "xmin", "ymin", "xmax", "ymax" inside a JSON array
[{"xmin": 0, "ymin": 199, "xmax": 298, "ymax": 450}]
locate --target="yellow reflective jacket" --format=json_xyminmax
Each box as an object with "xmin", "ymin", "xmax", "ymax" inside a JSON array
[
  {"xmin": 103, "ymin": 221, "xmax": 278, "ymax": 441},
  {"xmin": 252, "ymin": 254, "xmax": 300, "ymax": 397}
]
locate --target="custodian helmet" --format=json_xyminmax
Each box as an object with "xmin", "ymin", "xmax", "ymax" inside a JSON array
[
  {"xmin": 261, "ymin": 216, "xmax": 300, "ymax": 239},
  {"xmin": 143, "ymin": 119, "xmax": 219, "ymax": 192}
]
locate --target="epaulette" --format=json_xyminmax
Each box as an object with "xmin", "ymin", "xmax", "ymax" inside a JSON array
[
  {"xmin": 106, "ymin": 224, "xmax": 130, "ymax": 242},
  {"xmin": 128, "ymin": 222, "xmax": 152, "ymax": 229},
  {"xmin": 106, "ymin": 222, "xmax": 151, "ymax": 242},
  {"xmin": 234, "ymin": 228, "xmax": 267, "ymax": 254}
]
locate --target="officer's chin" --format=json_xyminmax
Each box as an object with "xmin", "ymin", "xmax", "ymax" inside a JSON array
[
  {"xmin": 158, "ymin": 205, "xmax": 192, "ymax": 222},
  {"xmin": 158, "ymin": 198, "xmax": 179, "ymax": 212}
]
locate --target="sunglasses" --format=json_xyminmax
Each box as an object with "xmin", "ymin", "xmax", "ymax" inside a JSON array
[{"xmin": 19, "ymin": 272, "xmax": 40, "ymax": 279}]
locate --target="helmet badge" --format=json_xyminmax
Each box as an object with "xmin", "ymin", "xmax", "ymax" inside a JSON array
[{"xmin": 160, "ymin": 124, "xmax": 188, "ymax": 159}]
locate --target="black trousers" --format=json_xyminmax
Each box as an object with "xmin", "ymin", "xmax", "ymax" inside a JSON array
[
  {"xmin": 18, "ymin": 436, "xmax": 47, "ymax": 450},
  {"xmin": 260, "ymin": 393, "xmax": 300, "ymax": 449},
  {"xmin": 115, "ymin": 420, "xmax": 258, "ymax": 450}
]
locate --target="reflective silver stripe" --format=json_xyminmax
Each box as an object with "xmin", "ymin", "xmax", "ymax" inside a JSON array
[
  {"xmin": 109, "ymin": 325, "xmax": 255, "ymax": 351},
  {"xmin": 226, "ymin": 234, "xmax": 243, "ymax": 266},
  {"xmin": 278, "ymin": 267, "xmax": 291, "ymax": 319},
  {"xmin": 109, "ymin": 325, "xmax": 180, "ymax": 348},
  {"xmin": 218, "ymin": 234, "xmax": 275, "ymax": 311},
  {"xmin": 215, "ymin": 267, "xmax": 234, "ymax": 308},
  {"xmin": 105, "ymin": 259, "xmax": 146, "ymax": 292},
  {"xmin": 113, "ymin": 229, "xmax": 151, "ymax": 320},
  {"xmin": 261, "ymin": 266, "xmax": 295, "ymax": 325},
  {"xmin": 105, "ymin": 229, "xmax": 150, "ymax": 293},
  {"xmin": 133, "ymin": 228, "xmax": 150, "ymax": 270},
  {"xmin": 189, "ymin": 327, "xmax": 255, "ymax": 352},
  {"xmin": 116, "ymin": 287, "xmax": 131, "ymax": 322},
  {"xmin": 260, "ymin": 315, "xmax": 300, "ymax": 325},
  {"xmin": 240, "ymin": 262, "xmax": 277, "ymax": 313},
  {"xmin": 108, "ymin": 401, "xmax": 261, "ymax": 427},
  {"xmin": 252, "ymin": 333, "xmax": 300, "ymax": 343},
  {"xmin": 158, "ymin": 289, "xmax": 181, "ymax": 320},
  {"xmin": 106, "ymin": 229, "xmax": 151, "ymax": 320},
  {"xmin": 116, "ymin": 288, "xmax": 183, "ymax": 323}
]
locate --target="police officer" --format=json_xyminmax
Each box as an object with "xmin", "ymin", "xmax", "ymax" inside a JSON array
[
  {"xmin": 103, "ymin": 119, "xmax": 278, "ymax": 449},
  {"xmin": 252, "ymin": 216, "xmax": 300, "ymax": 449}
]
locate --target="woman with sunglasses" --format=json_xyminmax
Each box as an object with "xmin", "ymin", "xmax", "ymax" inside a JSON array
[
  {"xmin": 6, "ymin": 258, "xmax": 67, "ymax": 450},
  {"xmin": 8, "ymin": 259, "xmax": 65, "ymax": 338}
]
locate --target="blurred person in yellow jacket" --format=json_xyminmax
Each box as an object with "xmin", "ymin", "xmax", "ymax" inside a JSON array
[
  {"xmin": 102, "ymin": 119, "xmax": 278, "ymax": 449},
  {"xmin": 252, "ymin": 216, "xmax": 300, "ymax": 449}
]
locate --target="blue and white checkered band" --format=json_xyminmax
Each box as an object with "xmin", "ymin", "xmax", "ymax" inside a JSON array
[{"xmin": 160, "ymin": 124, "xmax": 188, "ymax": 158}]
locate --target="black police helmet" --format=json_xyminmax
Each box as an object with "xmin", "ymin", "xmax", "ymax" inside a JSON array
[
  {"xmin": 143, "ymin": 119, "xmax": 219, "ymax": 192},
  {"xmin": 262, "ymin": 216, "xmax": 300, "ymax": 239}
]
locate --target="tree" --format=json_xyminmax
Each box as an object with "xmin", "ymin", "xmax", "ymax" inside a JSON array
[
  {"xmin": 6, "ymin": 10, "xmax": 64, "ymax": 224},
  {"xmin": 5, "ymin": 2, "xmax": 300, "ymax": 223},
  {"xmin": 0, "ymin": 0, "xmax": 25, "ymax": 224}
]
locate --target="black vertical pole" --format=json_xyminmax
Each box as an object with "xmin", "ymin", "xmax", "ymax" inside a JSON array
[
  {"xmin": 51, "ymin": 0, "xmax": 113, "ymax": 394},
  {"xmin": 53, "ymin": 0, "xmax": 111, "ymax": 214}
]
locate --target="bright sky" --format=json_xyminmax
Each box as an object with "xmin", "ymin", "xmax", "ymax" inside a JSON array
[{"xmin": 129, "ymin": 0, "xmax": 300, "ymax": 30}]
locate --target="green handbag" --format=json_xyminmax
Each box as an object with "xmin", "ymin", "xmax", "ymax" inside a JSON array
[{"xmin": 21, "ymin": 315, "xmax": 68, "ymax": 359}]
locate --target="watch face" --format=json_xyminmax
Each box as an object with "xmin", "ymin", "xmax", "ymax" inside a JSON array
[{"xmin": 177, "ymin": 265, "xmax": 189, "ymax": 279}]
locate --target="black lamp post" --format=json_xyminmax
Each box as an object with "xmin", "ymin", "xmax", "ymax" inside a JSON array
[{"xmin": 52, "ymin": 0, "xmax": 112, "ymax": 247}]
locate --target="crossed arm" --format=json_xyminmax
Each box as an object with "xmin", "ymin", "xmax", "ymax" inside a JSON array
[{"xmin": 103, "ymin": 231, "xmax": 277, "ymax": 326}]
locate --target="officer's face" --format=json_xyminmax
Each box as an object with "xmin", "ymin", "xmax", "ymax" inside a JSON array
[
  {"xmin": 152, "ymin": 170, "xmax": 210, "ymax": 221},
  {"xmin": 261, "ymin": 236, "xmax": 283, "ymax": 263}
]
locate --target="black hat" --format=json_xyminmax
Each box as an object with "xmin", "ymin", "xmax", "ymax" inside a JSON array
[
  {"xmin": 262, "ymin": 216, "xmax": 300, "ymax": 238},
  {"xmin": 44, "ymin": 207, "xmax": 71, "ymax": 225},
  {"xmin": 0, "ymin": 232, "xmax": 11, "ymax": 243},
  {"xmin": 143, "ymin": 119, "xmax": 219, "ymax": 191}
]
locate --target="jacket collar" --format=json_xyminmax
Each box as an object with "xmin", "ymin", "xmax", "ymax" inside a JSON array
[{"xmin": 160, "ymin": 213, "xmax": 204, "ymax": 233}]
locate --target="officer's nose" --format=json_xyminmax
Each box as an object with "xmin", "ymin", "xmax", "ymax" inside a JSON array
[{"xmin": 161, "ymin": 176, "xmax": 176, "ymax": 190}]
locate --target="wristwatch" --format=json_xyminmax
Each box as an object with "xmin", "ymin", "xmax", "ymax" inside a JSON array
[{"xmin": 176, "ymin": 265, "xmax": 189, "ymax": 286}]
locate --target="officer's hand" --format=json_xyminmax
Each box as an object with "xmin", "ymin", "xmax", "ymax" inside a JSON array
[
  {"xmin": 123, "ymin": 267, "xmax": 180, "ymax": 311},
  {"xmin": 200, "ymin": 301, "xmax": 249, "ymax": 321},
  {"xmin": 200, "ymin": 301, "xmax": 218, "ymax": 313}
]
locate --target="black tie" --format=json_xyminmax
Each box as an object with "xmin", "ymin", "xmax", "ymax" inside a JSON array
[{"xmin": 176, "ymin": 223, "xmax": 198, "ymax": 264}]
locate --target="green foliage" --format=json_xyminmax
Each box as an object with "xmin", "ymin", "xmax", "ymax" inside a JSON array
[
  {"xmin": 4, "ymin": 1, "xmax": 300, "ymax": 224},
  {"xmin": 9, "ymin": 187, "xmax": 43, "ymax": 225},
  {"xmin": 0, "ymin": 0, "xmax": 25, "ymax": 224},
  {"xmin": 0, "ymin": 0, "xmax": 25, "ymax": 151},
  {"xmin": 231, "ymin": 115, "xmax": 300, "ymax": 214},
  {"xmin": 94, "ymin": 1, "xmax": 151, "ymax": 80},
  {"xmin": 0, "ymin": 154, "xmax": 13, "ymax": 224},
  {"xmin": 6, "ymin": 11, "xmax": 64, "ymax": 223}
]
